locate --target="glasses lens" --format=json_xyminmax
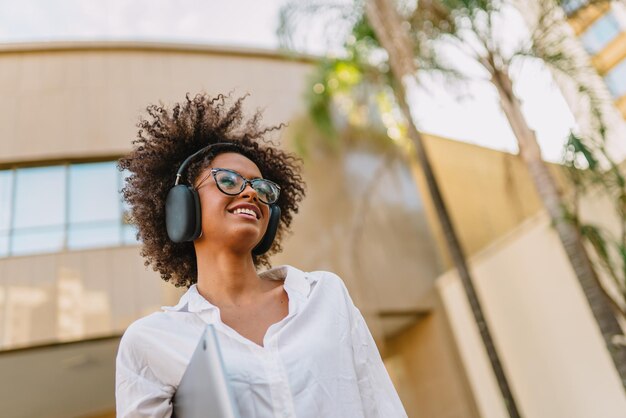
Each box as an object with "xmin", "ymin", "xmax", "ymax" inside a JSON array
[
  {"xmin": 252, "ymin": 179, "xmax": 280, "ymax": 204},
  {"xmin": 214, "ymin": 170, "xmax": 244, "ymax": 194}
]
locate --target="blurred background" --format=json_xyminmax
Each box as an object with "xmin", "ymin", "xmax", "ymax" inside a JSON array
[{"xmin": 1, "ymin": 0, "xmax": 626, "ymax": 417}]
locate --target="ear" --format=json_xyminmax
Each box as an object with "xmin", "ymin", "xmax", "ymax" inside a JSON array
[
  {"xmin": 165, "ymin": 185, "xmax": 202, "ymax": 242},
  {"xmin": 252, "ymin": 205, "xmax": 281, "ymax": 256}
]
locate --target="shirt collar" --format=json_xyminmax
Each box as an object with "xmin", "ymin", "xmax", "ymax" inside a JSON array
[
  {"xmin": 260, "ymin": 265, "xmax": 312, "ymax": 300},
  {"xmin": 161, "ymin": 265, "xmax": 313, "ymax": 314},
  {"xmin": 160, "ymin": 284, "xmax": 215, "ymax": 314}
]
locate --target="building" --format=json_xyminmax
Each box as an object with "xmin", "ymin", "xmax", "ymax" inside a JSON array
[
  {"xmin": 563, "ymin": 0, "xmax": 626, "ymax": 119},
  {"xmin": 0, "ymin": 41, "xmax": 625, "ymax": 418}
]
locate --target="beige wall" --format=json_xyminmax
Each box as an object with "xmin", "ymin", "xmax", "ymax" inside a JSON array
[
  {"xmin": 0, "ymin": 246, "xmax": 180, "ymax": 349},
  {"xmin": 412, "ymin": 134, "xmax": 568, "ymax": 266},
  {"xmin": 0, "ymin": 42, "xmax": 313, "ymax": 164},
  {"xmin": 275, "ymin": 144, "xmax": 443, "ymax": 338},
  {"xmin": 385, "ymin": 299, "xmax": 481, "ymax": 418},
  {"xmin": 438, "ymin": 210, "xmax": 626, "ymax": 417},
  {"xmin": 0, "ymin": 337, "xmax": 120, "ymax": 418}
]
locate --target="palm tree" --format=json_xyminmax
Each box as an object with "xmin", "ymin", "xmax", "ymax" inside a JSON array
[
  {"xmin": 421, "ymin": 0, "xmax": 626, "ymax": 389},
  {"xmin": 364, "ymin": 1, "xmax": 523, "ymax": 416},
  {"xmin": 365, "ymin": 0, "xmax": 626, "ymax": 389}
]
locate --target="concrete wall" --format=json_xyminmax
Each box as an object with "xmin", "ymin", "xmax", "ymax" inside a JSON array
[
  {"xmin": 0, "ymin": 246, "xmax": 179, "ymax": 349},
  {"xmin": 384, "ymin": 299, "xmax": 481, "ymax": 418},
  {"xmin": 412, "ymin": 134, "xmax": 568, "ymax": 266},
  {"xmin": 438, "ymin": 210, "xmax": 626, "ymax": 417},
  {"xmin": 0, "ymin": 42, "xmax": 313, "ymax": 164}
]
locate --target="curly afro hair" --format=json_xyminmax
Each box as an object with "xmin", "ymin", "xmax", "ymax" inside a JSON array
[{"xmin": 118, "ymin": 93, "xmax": 306, "ymax": 288}]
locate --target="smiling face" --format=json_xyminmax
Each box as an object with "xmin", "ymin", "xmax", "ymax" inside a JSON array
[{"xmin": 193, "ymin": 152, "xmax": 271, "ymax": 254}]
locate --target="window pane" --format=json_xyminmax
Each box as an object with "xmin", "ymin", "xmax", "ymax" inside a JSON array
[
  {"xmin": 605, "ymin": 59, "xmax": 626, "ymax": 98},
  {"xmin": 123, "ymin": 224, "xmax": 139, "ymax": 244},
  {"xmin": 67, "ymin": 162, "xmax": 121, "ymax": 249},
  {"xmin": 13, "ymin": 166, "xmax": 66, "ymax": 229},
  {"xmin": 562, "ymin": 0, "xmax": 588, "ymax": 16},
  {"xmin": 67, "ymin": 222, "xmax": 121, "ymax": 250},
  {"xmin": 69, "ymin": 162, "xmax": 120, "ymax": 224},
  {"xmin": 580, "ymin": 13, "xmax": 621, "ymax": 55},
  {"xmin": 0, "ymin": 169, "xmax": 13, "ymax": 233},
  {"xmin": 12, "ymin": 226, "xmax": 64, "ymax": 256}
]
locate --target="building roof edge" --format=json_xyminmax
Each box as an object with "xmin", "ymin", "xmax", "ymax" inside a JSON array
[{"xmin": 0, "ymin": 40, "xmax": 318, "ymax": 63}]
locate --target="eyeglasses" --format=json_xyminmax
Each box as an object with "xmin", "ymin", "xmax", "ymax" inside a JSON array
[{"xmin": 195, "ymin": 168, "xmax": 281, "ymax": 205}]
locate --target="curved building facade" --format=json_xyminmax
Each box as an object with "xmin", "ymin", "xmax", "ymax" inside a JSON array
[{"xmin": 0, "ymin": 42, "xmax": 448, "ymax": 417}]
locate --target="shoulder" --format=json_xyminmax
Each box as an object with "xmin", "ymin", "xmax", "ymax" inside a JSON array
[
  {"xmin": 279, "ymin": 265, "xmax": 347, "ymax": 291},
  {"xmin": 118, "ymin": 310, "xmax": 191, "ymax": 358},
  {"xmin": 118, "ymin": 312, "xmax": 168, "ymax": 358},
  {"xmin": 293, "ymin": 267, "xmax": 356, "ymax": 306},
  {"xmin": 307, "ymin": 270, "xmax": 347, "ymax": 291},
  {"xmin": 116, "ymin": 310, "xmax": 200, "ymax": 385}
]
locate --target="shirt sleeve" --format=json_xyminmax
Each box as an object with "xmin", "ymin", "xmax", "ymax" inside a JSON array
[
  {"xmin": 350, "ymin": 305, "xmax": 408, "ymax": 418},
  {"xmin": 116, "ymin": 327, "xmax": 175, "ymax": 418}
]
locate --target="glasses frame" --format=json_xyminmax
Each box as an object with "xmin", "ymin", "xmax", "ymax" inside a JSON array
[{"xmin": 195, "ymin": 168, "xmax": 281, "ymax": 205}]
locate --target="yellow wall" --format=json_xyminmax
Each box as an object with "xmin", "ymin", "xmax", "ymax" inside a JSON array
[
  {"xmin": 412, "ymin": 134, "xmax": 568, "ymax": 268},
  {"xmin": 617, "ymin": 94, "xmax": 626, "ymax": 118},
  {"xmin": 385, "ymin": 299, "xmax": 481, "ymax": 418}
]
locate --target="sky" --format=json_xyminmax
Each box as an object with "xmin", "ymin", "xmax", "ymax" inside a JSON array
[{"xmin": 0, "ymin": 0, "xmax": 578, "ymax": 162}]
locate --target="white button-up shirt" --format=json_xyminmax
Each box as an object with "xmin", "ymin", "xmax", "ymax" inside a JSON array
[{"xmin": 116, "ymin": 265, "xmax": 407, "ymax": 418}]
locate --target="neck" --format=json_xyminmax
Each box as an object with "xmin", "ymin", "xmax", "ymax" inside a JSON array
[{"xmin": 194, "ymin": 246, "xmax": 263, "ymax": 307}]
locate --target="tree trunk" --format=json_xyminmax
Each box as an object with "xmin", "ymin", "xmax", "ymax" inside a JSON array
[
  {"xmin": 491, "ymin": 65, "xmax": 626, "ymax": 389},
  {"xmin": 366, "ymin": 0, "xmax": 523, "ymax": 416}
]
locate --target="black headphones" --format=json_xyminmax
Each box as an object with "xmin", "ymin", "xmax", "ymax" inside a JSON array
[{"xmin": 165, "ymin": 142, "xmax": 281, "ymax": 256}]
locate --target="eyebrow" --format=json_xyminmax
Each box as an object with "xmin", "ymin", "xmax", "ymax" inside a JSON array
[{"xmin": 215, "ymin": 168, "xmax": 264, "ymax": 180}]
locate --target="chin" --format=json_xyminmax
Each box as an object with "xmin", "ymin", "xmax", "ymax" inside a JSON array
[{"xmin": 223, "ymin": 227, "xmax": 264, "ymax": 250}]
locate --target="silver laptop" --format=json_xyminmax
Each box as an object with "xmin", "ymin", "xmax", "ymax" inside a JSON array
[{"xmin": 172, "ymin": 325, "xmax": 241, "ymax": 418}]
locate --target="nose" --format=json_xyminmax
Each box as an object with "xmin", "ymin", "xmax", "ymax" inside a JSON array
[{"xmin": 240, "ymin": 180, "xmax": 258, "ymax": 201}]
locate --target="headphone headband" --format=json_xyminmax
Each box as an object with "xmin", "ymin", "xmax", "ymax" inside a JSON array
[{"xmin": 175, "ymin": 142, "xmax": 241, "ymax": 185}]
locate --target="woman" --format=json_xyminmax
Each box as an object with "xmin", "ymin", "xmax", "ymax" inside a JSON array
[{"xmin": 115, "ymin": 93, "xmax": 407, "ymax": 417}]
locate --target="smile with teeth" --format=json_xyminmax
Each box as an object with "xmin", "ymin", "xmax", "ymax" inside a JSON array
[{"xmin": 232, "ymin": 207, "xmax": 258, "ymax": 219}]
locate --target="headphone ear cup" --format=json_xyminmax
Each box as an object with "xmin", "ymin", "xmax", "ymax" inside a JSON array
[
  {"xmin": 252, "ymin": 204, "xmax": 281, "ymax": 256},
  {"xmin": 165, "ymin": 185, "xmax": 202, "ymax": 242}
]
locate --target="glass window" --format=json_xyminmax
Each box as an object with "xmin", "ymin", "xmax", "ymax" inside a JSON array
[
  {"xmin": 68, "ymin": 162, "xmax": 121, "ymax": 249},
  {"xmin": 561, "ymin": 0, "xmax": 589, "ymax": 16},
  {"xmin": 604, "ymin": 58, "xmax": 626, "ymax": 98},
  {"xmin": 12, "ymin": 166, "xmax": 66, "ymax": 255},
  {"xmin": 580, "ymin": 12, "xmax": 622, "ymax": 55},
  {"xmin": 1, "ymin": 161, "xmax": 140, "ymax": 258},
  {"xmin": 0, "ymin": 170, "xmax": 13, "ymax": 256}
]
